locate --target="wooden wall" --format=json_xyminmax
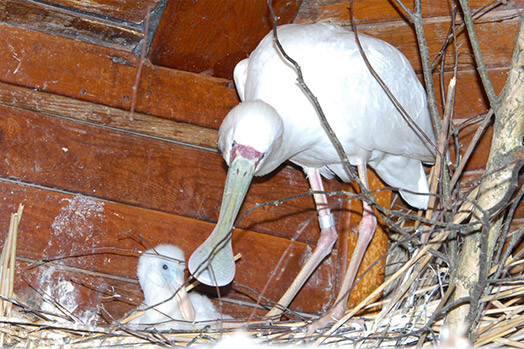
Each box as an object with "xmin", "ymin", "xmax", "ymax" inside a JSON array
[{"xmin": 0, "ymin": 0, "xmax": 522, "ymax": 324}]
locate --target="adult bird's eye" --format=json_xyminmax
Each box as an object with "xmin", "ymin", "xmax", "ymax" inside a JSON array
[{"xmin": 162, "ymin": 264, "xmax": 168, "ymax": 270}]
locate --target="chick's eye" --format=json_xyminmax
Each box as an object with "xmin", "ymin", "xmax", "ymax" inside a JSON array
[{"xmin": 162, "ymin": 264, "xmax": 168, "ymax": 270}]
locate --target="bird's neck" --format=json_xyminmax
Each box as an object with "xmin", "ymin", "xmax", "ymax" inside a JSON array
[{"xmin": 145, "ymin": 291, "xmax": 180, "ymax": 313}]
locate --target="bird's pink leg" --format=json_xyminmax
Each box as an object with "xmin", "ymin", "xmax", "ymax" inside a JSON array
[
  {"xmin": 308, "ymin": 164, "xmax": 377, "ymax": 332},
  {"xmin": 266, "ymin": 167, "xmax": 338, "ymax": 318}
]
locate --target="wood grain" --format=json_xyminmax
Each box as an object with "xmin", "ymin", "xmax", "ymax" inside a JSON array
[
  {"xmin": 0, "ymin": 22, "xmax": 239, "ymax": 130},
  {"xmin": 149, "ymin": 0, "xmax": 303, "ymax": 79},
  {"xmin": 0, "ymin": 180, "xmax": 334, "ymax": 318},
  {"xmin": 0, "ymin": 81, "xmax": 219, "ymax": 150},
  {"xmin": 0, "ymin": 0, "xmax": 143, "ymax": 51},
  {"xmin": 296, "ymin": 0, "xmax": 524, "ymax": 25},
  {"xmin": 43, "ymin": 0, "xmax": 161, "ymax": 24}
]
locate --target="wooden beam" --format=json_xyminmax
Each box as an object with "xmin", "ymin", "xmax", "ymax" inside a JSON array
[
  {"xmin": 296, "ymin": 0, "xmax": 524, "ymax": 26},
  {"xmin": 149, "ymin": 0, "xmax": 303, "ymax": 79},
  {"xmin": 1, "ymin": 180, "xmax": 335, "ymax": 318},
  {"xmin": 0, "ymin": 0, "xmax": 143, "ymax": 52},
  {"xmin": 0, "ymin": 22, "xmax": 238, "ymax": 129},
  {"xmin": 0, "ymin": 81, "xmax": 219, "ymax": 150},
  {"xmin": 42, "ymin": 0, "xmax": 161, "ymax": 24}
]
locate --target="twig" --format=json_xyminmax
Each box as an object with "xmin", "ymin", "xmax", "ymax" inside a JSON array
[
  {"xmin": 266, "ymin": 0, "xmax": 364, "ymax": 190},
  {"xmin": 449, "ymin": 110, "xmax": 493, "ymax": 189},
  {"xmin": 458, "ymin": 0, "xmax": 500, "ymax": 109},
  {"xmin": 393, "ymin": 0, "xmax": 442, "ymax": 136},
  {"xmin": 348, "ymin": 1, "xmax": 439, "ymax": 155},
  {"xmin": 129, "ymin": 3, "xmax": 153, "ymax": 120},
  {"xmin": 431, "ymin": 0, "xmax": 505, "ymax": 71}
]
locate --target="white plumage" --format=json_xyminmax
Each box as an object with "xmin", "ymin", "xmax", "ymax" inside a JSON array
[
  {"xmin": 188, "ymin": 23, "xmax": 435, "ymax": 324},
  {"xmin": 130, "ymin": 244, "xmax": 231, "ymax": 331},
  {"xmin": 226, "ymin": 23, "xmax": 435, "ymax": 207}
]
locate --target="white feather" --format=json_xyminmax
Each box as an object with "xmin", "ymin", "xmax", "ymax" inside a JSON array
[
  {"xmin": 129, "ymin": 244, "xmax": 231, "ymax": 330},
  {"xmin": 219, "ymin": 23, "xmax": 436, "ymax": 209},
  {"xmin": 233, "ymin": 58, "xmax": 249, "ymax": 101}
]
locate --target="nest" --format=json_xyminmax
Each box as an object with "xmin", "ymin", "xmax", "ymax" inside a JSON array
[
  {"xmin": 1, "ymin": 2, "xmax": 522, "ymax": 347},
  {"xmin": 0, "ymin": 157, "xmax": 523, "ymax": 348}
]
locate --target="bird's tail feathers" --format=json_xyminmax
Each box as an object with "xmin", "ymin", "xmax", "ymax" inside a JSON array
[{"xmin": 372, "ymin": 155, "xmax": 430, "ymax": 209}]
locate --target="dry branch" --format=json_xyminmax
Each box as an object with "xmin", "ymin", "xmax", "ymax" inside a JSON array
[{"xmin": 446, "ymin": 10, "xmax": 524, "ymax": 336}]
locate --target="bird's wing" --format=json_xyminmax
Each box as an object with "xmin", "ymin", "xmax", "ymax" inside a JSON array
[
  {"xmin": 233, "ymin": 58, "xmax": 249, "ymax": 101},
  {"xmin": 189, "ymin": 293, "xmax": 233, "ymax": 321},
  {"xmin": 372, "ymin": 155, "xmax": 430, "ymax": 209}
]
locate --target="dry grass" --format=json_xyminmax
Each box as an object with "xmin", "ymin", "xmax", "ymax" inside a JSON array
[{"xmin": 0, "ymin": 1, "xmax": 522, "ymax": 347}]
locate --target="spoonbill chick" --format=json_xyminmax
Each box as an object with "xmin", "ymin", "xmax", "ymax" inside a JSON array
[{"xmin": 130, "ymin": 244, "xmax": 231, "ymax": 330}]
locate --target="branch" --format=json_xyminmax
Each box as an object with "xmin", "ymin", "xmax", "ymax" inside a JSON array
[
  {"xmin": 458, "ymin": 0, "xmax": 500, "ymax": 108},
  {"xmin": 348, "ymin": 2, "xmax": 439, "ymax": 155},
  {"xmin": 266, "ymin": 1, "xmax": 360, "ymax": 186},
  {"xmin": 393, "ymin": 0, "xmax": 442, "ymax": 137},
  {"xmin": 446, "ymin": 11, "xmax": 524, "ymax": 335}
]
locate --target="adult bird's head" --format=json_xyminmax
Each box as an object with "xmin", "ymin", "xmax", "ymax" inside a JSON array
[
  {"xmin": 188, "ymin": 100, "xmax": 284, "ymax": 287},
  {"xmin": 138, "ymin": 245, "xmax": 196, "ymax": 322}
]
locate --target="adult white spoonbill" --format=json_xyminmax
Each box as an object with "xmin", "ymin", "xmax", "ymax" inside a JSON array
[
  {"xmin": 188, "ymin": 23, "xmax": 436, "ymax": 322},
  {"xmin": 130, "ymin": 244, "xmax": 231, "ymax": 330}
]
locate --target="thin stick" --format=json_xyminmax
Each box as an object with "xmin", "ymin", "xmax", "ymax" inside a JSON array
[
  {"xmin": 392, "ymin": 0, "xmax": 442, "ymax": 136},
  {"xmin": 458, "ymin": 0, "xmax": 500, "ymax": 109},
  {"xmin": 266, "ymin": 0, "xmax": 362, "ymax": 188},
  {"xmin": 449, "ymin": 110, "xmax": 493, "ymax": 189},
  {"xmin": 348, "ymin": 2, "xmax": 439, "ymax": 155},
  {"xmin": 129, "ymin": 4, "xmax": 153, "ymax": 120}
]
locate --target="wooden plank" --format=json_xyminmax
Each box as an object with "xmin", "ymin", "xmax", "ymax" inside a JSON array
[
  {"xmin": 0, "ymin": 23, "xmax": 513, "ymax": 131},
  {"xmin": 0, "ymin": 81, "xmax": 219, "ymax": 150},
  {"xmin": 353, "ymin": 12, "xmax": 520, "ymax": 73},
  {"xmin": 434, "ymin": 68, "xmax": 508, "ymax": 119},
  {"xmin": 43, "ymin": 0, "xmax": 161, "ymax": 24},
  {"xmin": 1, "ymin": 180, "xmax": 335, "ymax": 318},
  {"xmin": 0, "ymin": 22, "xmax": 238, "ymax": 130},
  {"xmin": 0, "ymin": 0, "xmax": 143, "ymax": 51},
  {"xmin": 0, "ymin": 103, "xmax": 342, "ymax": 245},
  {"xmin": 148, "ymin": 0, "xmax": 303, "ymax": 79},
  {"xmin": 296, "ymin": 0, "xmax": 524, "ymax": 25}
]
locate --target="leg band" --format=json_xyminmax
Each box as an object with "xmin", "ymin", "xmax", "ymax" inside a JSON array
[{"xmin": 318, "ymin": 213, "xmax": 335, "ymax": 230}]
